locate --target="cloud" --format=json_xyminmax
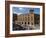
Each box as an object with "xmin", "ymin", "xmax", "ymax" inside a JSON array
[
  {"xmin": 13, "ymin": 12, "xmax": 23, "ymax": 15},
  {"xmin": 17, "ymin": 13, "xmax": 23, "ymax": 15}
]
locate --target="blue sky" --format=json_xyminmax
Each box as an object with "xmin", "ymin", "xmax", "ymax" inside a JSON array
[{"xmin": 13, "ymin": 7, "xmax": 40, "ymax": 15}]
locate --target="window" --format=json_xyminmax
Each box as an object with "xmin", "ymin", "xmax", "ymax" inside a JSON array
[
  {"xmin": 31, "ymin": 22, "xmax": 33, "ymax": 25},
  {"xmin": 25, "ymin": 17, "xmax": 27, "ymax": 21},
  {"xmin": 28, "ymin": 17, "xmax": 30, "ymax": 21},
  {"xmin": 31, "ymin": 16, "xmax": 33, "ymax": 21},
  {"xmin": 22, "ymin": 22, "xmax": 23, "ymax": 24},
  {"xmin": 28, "ymin": 22, "xmax": 30, "ymax": 24},
  {"xmin": 25, "ymin": 22, "xmax": 26, "ymax": 24}
]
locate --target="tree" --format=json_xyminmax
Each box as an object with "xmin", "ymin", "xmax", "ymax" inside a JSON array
[{"xmin": 13, "ymin": 14, "xmax": 17, "ymax": 21}]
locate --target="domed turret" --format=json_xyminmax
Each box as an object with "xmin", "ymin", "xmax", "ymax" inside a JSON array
[{"xmin": 29, "ymin": 8, "xmax": 34, "ymax": 14}]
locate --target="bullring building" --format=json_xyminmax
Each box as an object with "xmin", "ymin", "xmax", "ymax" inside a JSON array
[{"xmin": 15, "ymin": 9, "xmax": 40, "ymax": 28}]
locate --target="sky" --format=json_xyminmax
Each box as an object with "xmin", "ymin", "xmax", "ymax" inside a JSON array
[{"xmin": 12, "ymin": 7, "xmax": 40, "ymax": 15}]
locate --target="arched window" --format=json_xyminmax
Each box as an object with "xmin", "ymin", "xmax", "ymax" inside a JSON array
[
  {"xmin": 28, "ymin": 22, "xmax": 30, "ymax": 24},
  {"xmin": 25, "ymin": 22, "xmax": 26, "ymax": 24},
  {"xmin": 31, "ymin": 22, "xmax": 33, "ymax": 25},
  {"xmin": 22, "ymin": 22, "xmax": 23, "ymax": 24}
]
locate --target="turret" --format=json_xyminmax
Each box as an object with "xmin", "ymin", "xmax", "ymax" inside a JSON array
[{"xmin": 29, "ymin": 8, "xmax": 34, "ymax": 14}]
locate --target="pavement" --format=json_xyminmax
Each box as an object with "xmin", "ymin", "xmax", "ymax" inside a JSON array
[{"xmin": 13, "ymin": 23, "xmax": 40, "ymax": 31}]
